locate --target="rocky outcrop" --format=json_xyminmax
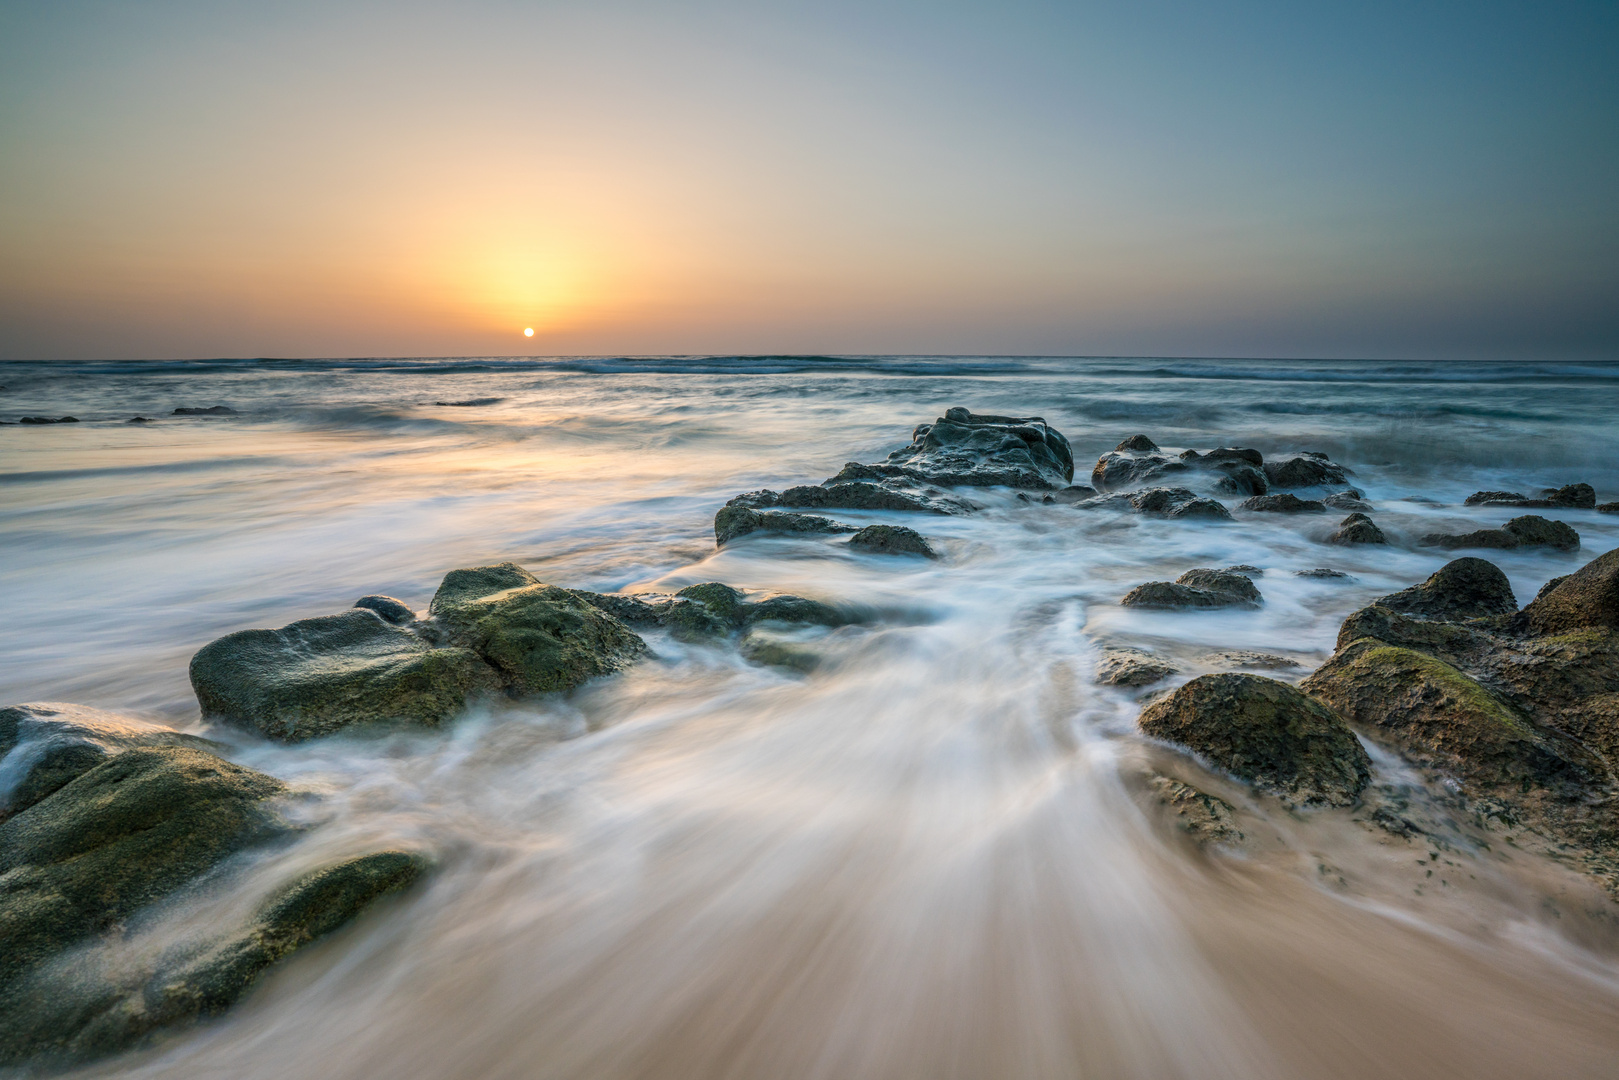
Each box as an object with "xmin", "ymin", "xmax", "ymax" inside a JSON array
[
  {"xmin": 727, "ymin": 481, "xmax": 970, "ymax": 516},
  {"xmin": 1240, "ymin": 493, "xmax": 1326, "ymax": 513},
  {"xmin": 1121, "ymin": 569, "xmax": 1261, "ymax": 610},
  {"xmin": 1263, "ymin": 453, "xmax": 1349, "ymax": 489},
  {"xmin": 0, "ymin": 712, "xmax": 427, "ymax": 1066},
  {"xmin": 1464, "ymin": 484, "xmax": 1596, "ymax": 510},
  {"xmin": 879, "ymin": 407, "xmax": 1074, "ymax": 489},
  {"xmin": 1094, "ymin": 648, "xmax": 1178, "ymax": 687},
  {"xmin": 1323, "ymin": 490, "xmax": 1372, "ymax": 512},
  {"xmin": 714, "ymin": 506, "xmax": 858, "ymax": 546},
  {"xmin": 1421, "ymin": 514, "xmax": 1579, "ymax": 552},
  {"xmin": 1300, "ymin": 546, "xmax": 1619, "ymax": 894},
  {"xmin": 847, "ymin": 525, "xmax": 938, "ymax": 558},
  {"xmin": 1329, "ymin": 512, "xmax": 1387, "ymax": 545},
  {"xmin": 1139, "ymin": 674, "xmax": 1371, "ymax": 806},
  {"xmin": 1374, "ymin": 557, "xmax": 1518, "ymax": 621}
]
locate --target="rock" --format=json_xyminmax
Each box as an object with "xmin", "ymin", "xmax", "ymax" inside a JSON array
[
  {"xmin": 1263, "ymin": 455, "xmax": 1348, "ymax": 489},
  {"xmin": 1149, "ymin": 776, "xmax": 1244, "ymax": 845},
  {"xmin": 1240, "ymin": 493, "xmax": 1327, "ymax": 513},
  {"xmin": 714, "ymin": 506, "xmax": 857, "ymax": 546},
  {"xmin": 0, "ymin": 747, "xmax": 287, "ymax": 994},
  {"xmin": 0, "ymin": 844, "xmax": 426, "ymax": 1065},
  {"xmin": 353, "ymin": 595, "xmax": 415, "ymax": 625},
  {"xmin": 744, "ymin": 594, "xmax": 851, "ymax": 627},
  {"xmin": 879, "ymin": 407, "xmax": 1074, "ymax": 489},
  {"xmin": 1115, "ymin": 434, "xmax": 1159, "ymax": 452},
  {"xmin": 1121, "ymin": 570, "xmax": 1260, "ymax": 610},
  {"xmin": 1095, "ymin": 648, "xmax": 1178, "ymax": 687},
  {"xmin": 675, "ymin": 582, "xmax": 748, "ymax": 626},
  {"xmin": 1046, "ymin": 485, "xmax": 1097, "ymax": 504},
  {"xmin": 1323, "ymin": 491, "xmax": 1373, "ymax": 512},
  {"xmin": 18, "ymin": 417, "xmax": 78, "ymax": 425},
  {"xmin": 1518, "ymin": 547, "xmax": 1619, "ymax": 635},
  {"xmin": 1212, "ymin": 462, "xmax": 1268, "ymax": 497},
  {"xmin": 1225, "ymin": 564, "xmax": 1264, "ymax": 575},
  {"xmin": 1329, "ymin": 512, "xmax": 1388, "ymax": 545},
  {"xmin": 1599, "ymin": 502, "xmax": 1619, "ymax": 514},
  {"xmin": 847, "ymin": 525, "xmax": 937, "ymax": 558},
  {"xmin": 1139, "ymin": 674, "xmax": 1370, "ymax": 806},
  {"xmin": 191, "ymin": 608, "xmax": 499, "ymax": 741},
  {"xmin": 1204, "ymin": 651, "xmax": 1301, "ymax": 669},
  {"xmin": 126, "ymin": 416, "xmax": 154, "ymax": 424},
  {"xmin": 1373, "ymin": 557, "xmax": 1517, "ymax": 621},
  {"xmin": 1201, "ymin": 447, "xmax": 1264, "ymax": 468},
  {"xmin": 737, "ymin": 627, "xmax": 823, "ymax": 673},
  {"xmin": 1421, "ymin": 514, "xmax": 1579, "ymax": 552},
  {"xmin": 1090, "ymin": 451, "xmax": 1188, "ymax": 491},
  {"xmin": 427, "ymin": 564, "xmax": 646, "ymax": 697},
  {"xmin": 1295, "ymin": 568, "xmax": 1352, "ymax": 579},
  {"xmin": 735, "ymin": 482, "xmax": 969, "ymax": 515},
  {"xmin": 171, "ymin": 406, "xmax": 235, "ymax": 415},
  {"xmin": 1175, "ymin": 569, "xmax": 1261, "ymax": 603},
  {"xmin": 1110, "ymin": 487, "xmax": 1234, "ymax": 520},
  {"xmin": 1464, "ymin": 484, "xmax": 1596, "ymax": 510},
  {"xmin": 0, "ymin": 703, "xmax": 216, "ymax": 818},
  {"xmin": 433, "ymin": 398, "xmax": 502, "ymax": 407}
]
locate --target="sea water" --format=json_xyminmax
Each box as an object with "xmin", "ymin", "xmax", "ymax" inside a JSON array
[{"xmin": 2, "ymin": 356, "xmax": 1618, "ymax": 1079}]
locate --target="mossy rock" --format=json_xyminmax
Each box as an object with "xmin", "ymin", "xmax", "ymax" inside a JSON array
[
  {"xmin": 191, "ymin": 608, "xmax": 499, "ymax": 741},
  {"xmin": 0, "ymin": 747, "xmax": 287, "ymax": 992},
  {"xmin": 1374, "ymin": 557, "xmax": 1517, "ymax": 621},
  {"xmin": 1301, "ymin": 639, "xmax": 1605, "ymax": 797},
  {"xmin": 676, "ymin": 582, "xmax": 748, "ymax": 626},
  {"xmin": 0, "ymin": 850, "xmax": 426, "ymax": 1066},
  {"xmin": 429, "ymin": 563, "xmax": 646, "ymax": 695},
  {"xmin": 713, "ymin": 507, "xmax": 856, "ymax": 546},
  {"xmin": 1519, "ymin": 546, "xmax": 1619, "ymax": 635},
  {"xmin": 1139, "ymin": 673, "xmax": 1370, "ymax": 806}
]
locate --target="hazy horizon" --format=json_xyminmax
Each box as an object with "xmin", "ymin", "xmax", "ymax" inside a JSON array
[{"xmin": 3, "ymin": 0, "xmax": 1615, "ymax": 361}]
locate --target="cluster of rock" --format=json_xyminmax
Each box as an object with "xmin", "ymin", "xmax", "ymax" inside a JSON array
[
  {"xmin": 1421, "ymin": 514, "xmax": 1580, "ymax": 552},
  {"xmin": 1120, "ymin": 568, "xmax": 1262, "ymax": 610},
  {"xmin": 0, "ymin": 703, "xmax": 424, "ymax": 1065},
  {"xmin": 1464, "ymin": 484, "xmax": 1595, "ymax": 510},
  {"xmin": 1089, "ymin": 436, "xmax": 1350, "ymax": 497},
  {"xmin": 1136, "ymin": 545, "xmax": 1619, "ymax": 896}
]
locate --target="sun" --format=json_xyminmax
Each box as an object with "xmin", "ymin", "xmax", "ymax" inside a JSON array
[{"xmin": 523, "ymin": 327, "xmax": 534, "ymax": 337}]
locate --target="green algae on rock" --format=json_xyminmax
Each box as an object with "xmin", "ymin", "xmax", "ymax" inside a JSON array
[{"xmin": 1139, "ymin": 673, "xmax": 1370, "ymax": 807}]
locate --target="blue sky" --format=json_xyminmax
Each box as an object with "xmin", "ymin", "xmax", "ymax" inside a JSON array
[{"xmin": 1, "ymin": 0, "xmax": 1614, "ymax": 358}]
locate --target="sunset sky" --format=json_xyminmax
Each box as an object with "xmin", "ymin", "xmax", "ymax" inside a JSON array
[{"xmin": 2, "ymin": 0, "xmax": 1615, "ymax": 360}]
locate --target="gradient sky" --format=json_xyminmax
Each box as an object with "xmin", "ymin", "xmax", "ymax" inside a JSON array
[{"xmin": 1, "ymin": 0, "xmax": 1615, "ymax": 360}]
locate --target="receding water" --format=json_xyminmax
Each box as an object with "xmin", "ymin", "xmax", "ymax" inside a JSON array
[{"xmin": 3, "ymin": 356, "xmax": 1619, "ymax": 1079}]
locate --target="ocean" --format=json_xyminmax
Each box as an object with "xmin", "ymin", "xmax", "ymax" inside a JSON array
[{"xmin": 3, "ymin": 356, "xmax": 1619, "ymax": 1079}]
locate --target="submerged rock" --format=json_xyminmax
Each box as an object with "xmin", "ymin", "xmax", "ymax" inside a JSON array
[
  {"xmin": 714, "ymin": 506, "xmax": 857, "ymax": 546},
  {"xmin": 1323, "ymin": 490, "xmax": 1373, "ymax": 512},
  {"xmin": 1421, "ymin": 514, "xmax": 1579, "ymax": 552},
  {"xmin": 1090, "ymin": 450, "xmax": 1188, "ymax": 492},
  {"xmin": 1079, "ymin": 486, "xmax": 1232, "ymax": 520},
  {"xmin": 0, "ymin": 723, "xmax": 427, "ymax": 1066},
  {"xmin": 1329, "ymin": 512, "xmax": 1388, "ymax": 545},
  {"xmin": 1204, "ymin": 650, "xmax": 1301, "ymax": 669},
  {"xmin": 1094, "ymin": 648, "xmax": 1178, "ymax": 687},
  {"xmin": 1211, "ymin": 462, "xmax": 1268, "ymax": 497},
  {"xmin": 847, "ymin": 524, "xmax": 938, "ymax": 558},
  {"xmin": 353, "ymin": 595, "xmax": 415, "ymax": 625},
  {"xmin": 1295, "ymin": 568, "xmax": 1353, "ymax": 580},
  {"xmin": 731, "ymin": 481, "xmax": 969, "ymax": 515},
  {"xmin": 171, "ymin": 406, "xmax": 236, "ymax": 416},
  {"xmin": 1139, "ymin": 673, "xmax": 1370, "ymax": 806},
  {"xmin": 1240, "ymin": 493, "xmax": 1327, "ymax": 513},
  {"xmin": 1149, "ymin": 775, "xmax": 1244, "ymax": 846},
  {"xmin": 17, "ymin": 416, "xmax": 78, "ymax": 425},
  {"xmin": 1374, "ymin": 557, "xmax": 1517, "ymax": 621}
]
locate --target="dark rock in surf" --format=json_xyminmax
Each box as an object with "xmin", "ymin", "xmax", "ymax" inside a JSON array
[
  {"xmin": 1329, "ymin": 513, "xmax": 1387, "ymax": 545},
  {"xmin": 1140, "ymin": 673, "xmax": 1370, "ymax": 807},
  {"xmin": 1121, "ymin": 569, "xmax": 1261, "ymax": 610},
  {"xmin": 1373, "ymin": 558, "xmax": 1518, "ymax": 622},
  {"xmin": 127, "ymin": 416, "xmax": 155, "ymax": 424},
  {"xmin": 18, "ymin": 417, "xmax": 77, "ymax": 425},
  {"xmin": 879, "ymin": 407, "xmax": 1074, "ymax": 489},
  {"xmin": 1116, "ymin": 434, "xmax": 1159, "ymax": 452},
  {"xmin": 1240, "ymin": 493, "xmax": 1327, "ymax": 513},
  {"xmin": 847, "ymin": 524, "xmax": 938, "ymax": 558},
  {"xmin": 1323, "ymin": 491, "xmax": 1372, "ymax": 512},
  {"xmin": 171, "ymin": 406, "xmax": 236, "ymax": 416},
  {"xmin": 714, "ymin": 506, "xmax": 858, "ymax": 546},
  {"xmin": 1464, "ymin": 490, "xmax": 1528, "ymax": 506},
  {"xmin": 1080, "ymin": 486, "xmax": 1233, "ymax": 521},
  {"xmin": 1295, "ymin": 568, "xmax": 1353, "ymax": 579},
  {"xmin": 1421, "ymin": 514, "xmax": 1579, "ymax": 552},
  {"xmin": 1090, "ymin": 450, "xmax": 1188, "ymax": 491},
  {"xmin": 1095, "ymin": 648, "xmax": 1178, "ymax": 687},
  {"xmin": 1599, "ymin": 503, "xmax": 1619, "ymax": 514},
  {"xmin": 1212, "ymin": 462, "xmax": 1268, "ymax": 497},
  {"xmin": 1149, "ymin": 775, "xmax": 1244, "ymax": 845},
  {"xmin": 1465, "ymin": 484, "xmax": 1596, "ymax": 510},
  {"xmin": 353, "ymin": 595, "xmax": 415, "ymax": 625},
  {"xmin": 730, "ymin": 482, "xmax": 968, "ymax": 515},
  {"xmin": 1263, "ymin": 455, "xmax": 1348, "ymax": 489}
]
